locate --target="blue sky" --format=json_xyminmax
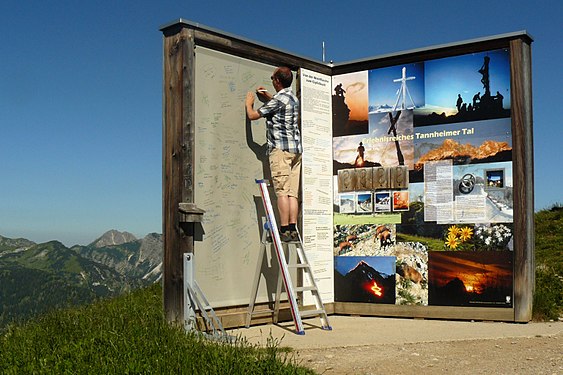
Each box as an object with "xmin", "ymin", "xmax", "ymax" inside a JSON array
[{"xmin": 1, "ymin": 1, "xmax": 561, "ymax": 246}]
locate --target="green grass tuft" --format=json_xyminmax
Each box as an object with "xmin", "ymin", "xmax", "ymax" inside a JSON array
[
  {"xmin": 0, "ymin": 284, "xmax": 315, "ymax": 374},
  {"xmin": 533, "ymin": 204, "xmax": 563, "ymax": 321}
]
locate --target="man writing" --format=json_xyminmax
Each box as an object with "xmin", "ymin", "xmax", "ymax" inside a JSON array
[{"xmin": 245, "ymin": 67, "xmax": 301, "ymax": 242}]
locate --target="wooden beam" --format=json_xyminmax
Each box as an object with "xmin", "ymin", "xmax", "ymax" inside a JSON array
[
  {"xmin": 331, "ymin": 31, "xmax": 532, "ymax": 75},
  {"xmin": 510, "ymin": 38, "xmax": 535, "ymax": 322},
  {"xmin": 210, "ymin": 302, "xmax": 514, "ymax": 329},
  {"xmin": 333, "ymin": 303, "xmax": 515, "ymax": 322},
  {"xmin": 162, "ymin": 27, "xmax": 196, "ymax": 323},
  {"xmin": 160, "ymin": 20, "xmax": 331, "ymax": 75},
  {"xmin": 332, "ymin": 38, "xmax": 512, "ymax": 75},
  {"xmin": 192, "ymin": 30, "xmax": 331, "ymax": 75}
]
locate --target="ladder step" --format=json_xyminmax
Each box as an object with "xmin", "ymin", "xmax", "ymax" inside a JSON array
[
  {"xmin": 299, "ymin": 309, "xmax": 326, "ymax": 318},
  {"xmin": 288, "ymin": 263, "xmax": 310, "ymax": 268},
  {"xmin": 294, "ymin": 286, "xmax": 315, "ymax": 293},
  {"xmin": 264, "ymin": 239, "xmax": 301, "ymax": 244},
  {"xmin": 249, "ymin": 309, "xmax": 274, "ymax": 316}
]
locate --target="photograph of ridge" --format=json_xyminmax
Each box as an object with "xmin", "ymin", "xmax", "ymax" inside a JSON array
[{"xmin": 415, "ymin": 49, "xmax": 510, "ymax": 126}]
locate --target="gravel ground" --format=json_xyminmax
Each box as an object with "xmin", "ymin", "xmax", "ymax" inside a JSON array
[
  {"xmin": 232, "ymin": 316, "xmax": 562, "ymax": 374},
  {"xmin": 296, "ymin": 333, "xmax": 562, "ymax": 374}
]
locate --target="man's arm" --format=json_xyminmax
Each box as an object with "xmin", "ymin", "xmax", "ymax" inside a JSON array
[{"xmin": 246, "ymin": 92, "xmax": 261, "ymax": 120}]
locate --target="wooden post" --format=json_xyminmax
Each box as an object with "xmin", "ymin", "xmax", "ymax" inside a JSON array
[
  {"xmin": 510, "ymin": 38, "xmax": 534, "ymax": 322},
  {"xmin": 162, "ymin": 24, "xmax": 196, "ymax": 323}
]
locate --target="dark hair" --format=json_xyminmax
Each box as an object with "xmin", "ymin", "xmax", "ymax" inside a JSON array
[{"xmin": 274, "ymin": 67, "xmax": 293, "ymax": 88}]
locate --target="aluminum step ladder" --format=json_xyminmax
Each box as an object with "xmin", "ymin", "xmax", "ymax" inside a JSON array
[
  {"xmin": 184, "ymin": 253, "xmax": 230, "ymax": 341},
  {"xmin": 246, "ymin": 179, "xmax": 331, "ymax": 335}
]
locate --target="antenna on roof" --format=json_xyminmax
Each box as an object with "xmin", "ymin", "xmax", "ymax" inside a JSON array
[{"xmin": 322, "ymin": 41, "xmax": 326, "ymax": 62}]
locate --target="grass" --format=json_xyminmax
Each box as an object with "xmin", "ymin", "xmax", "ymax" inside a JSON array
[
  {"xmin": 0, "ymin": 284, "xmax": 314, "ymax": 374},
  {"xmin": 533, "ymin": 204, "xmax": 563, "ymax": 321},
  {"xmin": 396, "ymin": 232, "xmax": 444, "ymax": 251},
  {"xmin": 534, "ymin": 204, "xmax": 563, "ymax": 273}
]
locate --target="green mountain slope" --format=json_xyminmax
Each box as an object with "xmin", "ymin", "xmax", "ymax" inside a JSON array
[
  {"xmin": 72, "ymin": 232, "xmax": 162, "ymax": 283},
  {"xmin": 2, "ymin": 240, "xmax": 130, "ymax": 290},
  {"xmin": 0, "ymin": 263, "xmax": 97, "ymax": 326},
  {"xmin": 0, "ymin": 237, "xmax": 152, "ymax": 330},
  {"xmin": 0, "ymin": 235, "xmax": 35, "ymax": 252}
]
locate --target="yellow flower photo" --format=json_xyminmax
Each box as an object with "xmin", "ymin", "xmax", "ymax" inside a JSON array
[
  {"xmin": 448, "ymin": 225, "xmax": 461, "ymax": 237},
  {"xmin": 459, "ymin": 226, "xmax": 473, "ymax": 242},
  {"xmin": 445, "ymin": 234, "xmax": 459, "ymax": 249}
]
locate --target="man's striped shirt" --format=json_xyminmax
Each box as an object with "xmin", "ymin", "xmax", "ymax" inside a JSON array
[{"xmin": 258, "ymin": 87, "xmax": 302, "ymax": 154}]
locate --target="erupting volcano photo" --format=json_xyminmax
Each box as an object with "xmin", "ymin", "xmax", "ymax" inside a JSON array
[
  {"xmin": 428, "ymin": 251, "xmax": 513, "ymax": 307},
  {"xmin": 334, "ymin": 256, "xmax": 396, "ymax": 304}
]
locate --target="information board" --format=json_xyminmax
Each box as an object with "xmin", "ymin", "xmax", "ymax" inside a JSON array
[{"xmin": 194, "ymin": 47, "xmax": 279, "ymax": 306}]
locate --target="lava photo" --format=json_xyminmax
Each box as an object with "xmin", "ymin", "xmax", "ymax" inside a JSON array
[
  {"xmin": 334, "ymin": 256, "xmax": 396, "ymax": 304},
  {"xmin": 428, "ymin": 251, "xmax": 513, "ymax": 307}
]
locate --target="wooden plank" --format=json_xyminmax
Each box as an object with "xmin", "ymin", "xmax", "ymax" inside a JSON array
[
  {"xmin": 162, "ymin": 28, "xmax": 194, "ymax": 323},
  {"xmin": 211, "ymin": 301, "xmax": 515, "ymax": 329},
  {"xmin": 333, "ymin": 39, "xmax": 512, "ymax": 75},
  {"xmin": 192, "ymin": 29, "xmax": 331, "ymax": 75},
  {"xmin": 182, "ymin": 30, "xmax": 195, "ymax": 205},
  {"xmin": 333, "ymin": 303, "xmax": 515, "ymax": 322},
  {"xmin": 161, "ymin": 20, "xmax": 330, "ymax": 73},
  {"xmin": 332, "ymin": 32, "xmax": 532, "ymax": 75},
  {"xmin": 510, "ymin": 38, "xmax": 535, "ymax": 322},
  {"xmin": 211, "ymin": 302, "xmax": 336, "ymax": 329}
]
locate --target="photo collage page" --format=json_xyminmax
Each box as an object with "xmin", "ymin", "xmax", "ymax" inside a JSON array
[{"xmin": 332, "ymin": 49, "xmax": 514, "ymax": 308}]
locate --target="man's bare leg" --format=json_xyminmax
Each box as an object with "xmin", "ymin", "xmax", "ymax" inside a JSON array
[
  {"xmin": 288, "ymin": 196, "xmax": 299, "ymax": 225},
  {"xmin": 277, "ymin": 195, "xmax": 290, "ymax": 227}
]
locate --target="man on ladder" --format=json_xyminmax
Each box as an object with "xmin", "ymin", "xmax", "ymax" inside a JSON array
[
  {"xmin": 245, "ymin": 66, "xmax": 301, "ymax": 242},
  {"xmin": 246, "ymin": 67, "xmax": 331, "ymax": 334}
]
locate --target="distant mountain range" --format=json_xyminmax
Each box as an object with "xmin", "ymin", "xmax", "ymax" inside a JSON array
[
  {"xmin": 414, "ymin": 139, "xmax": 512, "ymax": 170},
  {"xmin": 0, "ymin": 230, "xmax": 162, "ymax": 329}
]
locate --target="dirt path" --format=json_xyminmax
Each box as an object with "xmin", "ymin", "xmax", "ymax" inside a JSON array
[
  {"xmin": 231, "ymin": 316, "xmax": 562, "ymax": 374},
  {"xmin": 296, "ymin": 334, "xmax": 562, "ymax": 374}
]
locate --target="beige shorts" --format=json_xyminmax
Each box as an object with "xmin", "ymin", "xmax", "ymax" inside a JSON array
[{"xmin": 269, "ymin": 148, "xmax": 301, "ymax": 198}]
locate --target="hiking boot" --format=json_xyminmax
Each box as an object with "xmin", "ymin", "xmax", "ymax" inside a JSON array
[
  {"xmin": 289, "ymin": 230, "xmax": 299, "ymax": 242},
  {"xmin": 279, "ymin": 230, "xmax": 292, "ymax": 242}
]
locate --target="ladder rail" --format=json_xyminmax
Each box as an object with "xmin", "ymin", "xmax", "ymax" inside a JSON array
[
  {"xmin": 184, "ymin": 253, "xmax": 228, "ymax": 339},
  {"xmin": 186, "ymin": 283, "xmax": 216, "ymax": 335},
  {"xmin": 273, "ymin": 262, "xmax": 284, "ymax": 324},
  {"xmin": 193, "ymin": 280, "xmax": 225, "ymax": 335},
  {"xmin": 246, "ymin": 230, "xmax": 272, "ymax": 328}
]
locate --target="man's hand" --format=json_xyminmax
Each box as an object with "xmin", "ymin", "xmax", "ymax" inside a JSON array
[
  {"xmin": 246, "ymin": 91, "xmax": 255, "ymax": 107},
  {"xmin": 256, "ymin": 86, "xmax": 272, "ymax": 102},
  {"xmin": 246, "ymin": 92, "xmax": 261, "ymax": 120}
]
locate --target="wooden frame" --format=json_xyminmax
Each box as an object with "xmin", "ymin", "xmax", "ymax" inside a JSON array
[{"xmin": 161, "ymin": 19, "xmax": 534, "ymax": 326}]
